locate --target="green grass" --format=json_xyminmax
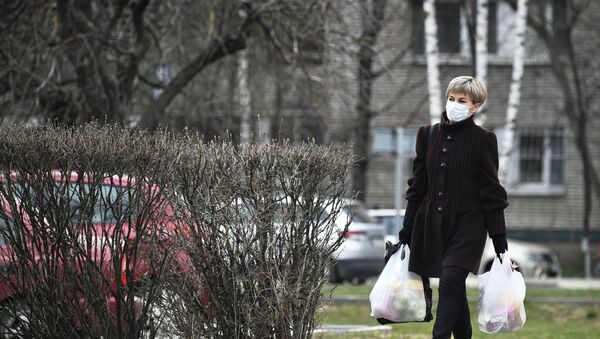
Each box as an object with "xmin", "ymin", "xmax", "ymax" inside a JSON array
[
  {"xmin": 560, "ymin": 266, "xmax": 584, "ymax": 278},
  {"xmin": 323, "ymin": 284, "xmax": 600, "ymax": 300},
  {"xmin": 316, "ymin": 284, "xmax": 600, "ymax": 338}
]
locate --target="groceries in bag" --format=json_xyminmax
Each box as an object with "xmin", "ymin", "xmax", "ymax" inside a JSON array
[
  {"xmin": 478, "ymin": 252, "xmax": 526, "ymax": 333},
  {"xmin": 370, "ymin": 244, "xmax": 433, "ymax": 324}
]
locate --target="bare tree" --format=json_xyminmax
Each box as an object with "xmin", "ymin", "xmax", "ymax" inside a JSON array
[
  {"xmin": 325, "ymin": 0, "xmax": 425, "ymax": 201},
  {"xmin": 475, "ymin": 0, "xmax": 490, "ymax": 126},
  {"xmin": 238, "ymin": 49, "xmax": 252, "ymax": 143},
  {"xmin": 502, "ymin": 0, "xmax": 599, "ymax": 277},
  {"xmin": 499, "ymin": 0, "xmax": 529, "ymax": 183},
  {"xmin": 475, "ymin": 0, "xmax": 490, "ymax": 86},
  {"xmin": 349, "ymin": 0, "xmax": 389, "ymax": 201},
  {"xmin": 423, "ymin": 0, "xmax": 443, "ymax": 124},
  {"xmin": 0, "ymin": 0, "xmax": 331, "ymax": 129}
]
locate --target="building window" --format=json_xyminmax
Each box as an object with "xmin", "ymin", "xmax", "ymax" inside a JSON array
[
  {"xmin": 410, "ymin": 0, "xmax": 498, "ymax": 55},
  {"xmin": 410, "ymin": 0, "xmax": 552, "ymax": 59},
  {"xmin": 371, "ymin": 128, "xmax": 418, "ymax": 156},
  {"xmin": 496, "ymin": 127, "xmax": 564, "ymax": 195},
  {"xmin": 436, "ymin": 1, "xmax": 461, "ymax": 53},
  {"xmin": 496, "ymin": 0, "xmax": 551, "ymax": 59}
]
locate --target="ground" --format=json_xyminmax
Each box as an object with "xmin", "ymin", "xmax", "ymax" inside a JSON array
[{"xmin": 317, "ymin": 284, "xmax": 600, "ymax": 338}]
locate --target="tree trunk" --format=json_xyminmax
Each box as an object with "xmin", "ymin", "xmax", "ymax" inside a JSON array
[
  {"xmin": 562, "ymin": 1, "xmax": 593, "ymax": 278},
  {"xmin": 272, "ymin": 64, "xmax": 284, "ymax": 141},
  {"xmin": 238, "ymin": 49, "xmax": 252, "ymax": 144},
  {"xmin": 352, "ymin": 0, "xmax": 387, "ymax": 202},
  {"xmin": 258, "ymin": 114, "xmax": 271, "ymax": 144},
  {"xmin": 474, "ymin": 0, "xmax": 489, "ymax": 126},
  {"xmin": 575, "ymin": 121, "xmax": 593, "ymax": 278},
  {"xmin": 499, "ymin": 0, "xmax": 528, "ymax": 184},
  {"xmin": 423, "ymin": 0, "xmax": 442, "ymax": 124},
  {"xmin": 56, "ymin": 0, "xmax": 118, "ymax": 122}
]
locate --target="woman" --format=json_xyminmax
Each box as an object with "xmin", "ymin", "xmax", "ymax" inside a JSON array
[{"xmin": 400, "ymin": 76, "xmax": 509, "ymax": 339}]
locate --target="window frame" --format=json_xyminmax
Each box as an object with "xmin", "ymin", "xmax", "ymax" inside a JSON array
[{"xmin": 496, "ymin": 126, "xmax": 565, "ymax": 196}]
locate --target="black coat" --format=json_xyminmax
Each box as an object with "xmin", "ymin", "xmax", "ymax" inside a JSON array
[{"xmin": 404, "ymin": 112, "xmax": 509, "ymax": 278}]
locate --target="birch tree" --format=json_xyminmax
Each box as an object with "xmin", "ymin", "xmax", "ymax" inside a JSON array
[
  {"xmin": 502, "ymin": 0, "xmax": 600, "ymax": 278},
  {"xmin": 238, "ymin": 49, "xmax": 252, "ymax": 144},
  {"xmin": 498, "ymin": 0, "xmax": 528, "ymax": 184},
  {"xmin": 423, "ymin": 0, "xmax": 443, "ymax": 124},
  {"xmin": 475, "ymin": 0, "xmax": 490, "ymax": 126}
]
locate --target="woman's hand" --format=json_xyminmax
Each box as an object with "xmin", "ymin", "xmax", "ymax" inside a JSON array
[
  {"xmin": 492, "ymin": 235, "xmax": 508, "ymax": 262},
  {"xmin": 398, "ymin": 226, "xmax": 413, "ymax": 246},
  {"xmin": 383, "ymin": 226, "xmax": 413, "ymax": 264}
]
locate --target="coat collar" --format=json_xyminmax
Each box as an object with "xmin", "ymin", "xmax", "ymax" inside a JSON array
[{"xmin": 440, "ymin": 111, "xmax": 476, "ymax": 133}]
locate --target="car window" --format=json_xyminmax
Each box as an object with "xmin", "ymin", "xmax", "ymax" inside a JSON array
[
  {"xmin": 2, "ymin": 181, "xmax": 138, "ymax": 226},
  {"xmin": 0, "ymin": 218, "xmax": 14, "ymax": 247},
  {"xmin": 376, "ymin": 215, "xmax": 403, "ymax": 235},
  {"xmin": 268, "ymin": 202, "xmax": 330, "ymax": 224},
  {"xmin": 343, "ymin": 204, "xmax": 376, "ymax": 224},
  {"xmin": 68, "ymin": 184, "xmax": 138, "ymax": 225}
]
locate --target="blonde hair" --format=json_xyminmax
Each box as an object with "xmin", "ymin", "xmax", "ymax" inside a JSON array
[{"xmin": 445, "ymin": 76, "xmax": 487, "ymax": 105}]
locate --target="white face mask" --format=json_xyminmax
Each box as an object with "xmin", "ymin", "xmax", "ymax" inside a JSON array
[{"xmin": 446, "ymin": 100, "xmax": 471, "ymax": 122}]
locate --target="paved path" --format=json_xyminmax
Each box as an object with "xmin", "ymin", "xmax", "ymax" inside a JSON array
[
  {"xmin": 329, "ymin": 277, "xmax": 600, "ymax": 305},
  {"xmin": 327, "ymin": 295, "xmax": 600, "ymax": 305},
  {"xmin": 366, "ymin": 275, "xmax": 600, "ymax": 290},
  {"xmin": 464, "ymin": 275, "xmax": 600, "ymax": 290}
]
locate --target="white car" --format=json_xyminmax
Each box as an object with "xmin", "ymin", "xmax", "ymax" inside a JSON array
[
  {"xmin": 368, "ymin": 208, "xmax": 561, "ymax": 278},
  {"xmin": 328, "ymin": 200, "xmax": 386, "ymax": 284},
  {"xmin": 266, "ymin": 197, "xmax": 386, "ymax": 284},
  {"xmin": 367, "ymin": 208, "xmax": 405, "ymax": 245}
]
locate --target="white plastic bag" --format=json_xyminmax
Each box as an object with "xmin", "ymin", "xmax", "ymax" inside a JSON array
[
  {"xmin": 478, "ymin": 252, "xmax": 527, "ymax": 333},
  {"xmin": 369, "ymin": 245, "xmax": 428, "ymax": 322}
]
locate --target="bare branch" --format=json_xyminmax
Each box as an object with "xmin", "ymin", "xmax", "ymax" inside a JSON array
[
  {"xmin": 371, "ymin": 46, "xmax": 411, "ymax": 79},
  {"xmin": 141, "ymin": 33, "xmax": 248, "ymax": 128},
  {"xmin": 137, "ymin": 73, "xmax": 165, "ymax": 89}
]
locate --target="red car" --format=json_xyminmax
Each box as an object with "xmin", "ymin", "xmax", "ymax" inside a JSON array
[{"xmin": 0, "ymin": 171, "xmax": 208, "ymax": 336}]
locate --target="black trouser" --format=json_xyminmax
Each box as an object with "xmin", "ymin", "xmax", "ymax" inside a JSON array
[{"xmin": 432, "ymin": 266, "xmax": 472, "ymax": 339}]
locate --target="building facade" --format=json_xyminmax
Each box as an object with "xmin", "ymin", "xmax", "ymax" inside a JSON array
[{"xmin": 324, "ymin": 0, "xmax": 600, "ymax": 270}]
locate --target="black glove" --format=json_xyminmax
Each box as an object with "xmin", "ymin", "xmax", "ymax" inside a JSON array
[
  {"xmin": 398, "ymin": 226, "xmax": 413, "ymax": 246},
  {"xmin": 492, "ymin": 235, "xmax": 508, "ymax": 261},
  {"xmin": 384, "ymin": 241, "xmax": 401, "ymax": 264},
  {"xmin": 384, "ymin": 226, "xmax": 413, "ymax": 264}
]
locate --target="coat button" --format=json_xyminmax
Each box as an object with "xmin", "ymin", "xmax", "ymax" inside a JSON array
[
  {"xmin": 442, "ymin": 147, "xmax": 447, "ymax": 153},
  {"xmin": 437, "ymin": 206, "xmax": 443, "ymax": 212},
  {"xmin": 438, "ymin": 191, "xmax": 444, "ymax": 197},
  {"xmin": 440, "ymin": 162, "xmax": 446, "ymax": 167},
  {"xmin": 446, "ymin": 135, "xmax": 452, "ymax": 140}
]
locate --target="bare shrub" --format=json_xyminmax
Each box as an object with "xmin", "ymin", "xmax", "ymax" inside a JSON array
[
  {"xmin": 0, "ymin": 124, "xmax": 179, "ymax": 338},
  {"xmin": 165, "ymin": 140, "xmax": 354, "ymax": 338},
  {"xmin": 0, "ymin": 124, "xmax": 354, "ymax": 338}
]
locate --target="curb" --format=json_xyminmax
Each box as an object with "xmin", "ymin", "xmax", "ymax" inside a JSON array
[
  {"xmin": 326, "ymin": 295, "xmax": 600, "ymax": 305},
  {"xmin": 314, "ymin": 325, "xmax": 391, "ymax": 336}
]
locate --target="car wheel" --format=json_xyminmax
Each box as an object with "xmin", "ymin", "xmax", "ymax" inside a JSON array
[
  {"xmin": 327, "ymin": 264, "xmax": 342, "ymax": 284},
  {"xmin": 533, "ymin": 266, "xmax": 548, "ymax": 279},
  {"xmin": 0, "ymin": 298, "xmax": 30, "ymax": 339}
]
